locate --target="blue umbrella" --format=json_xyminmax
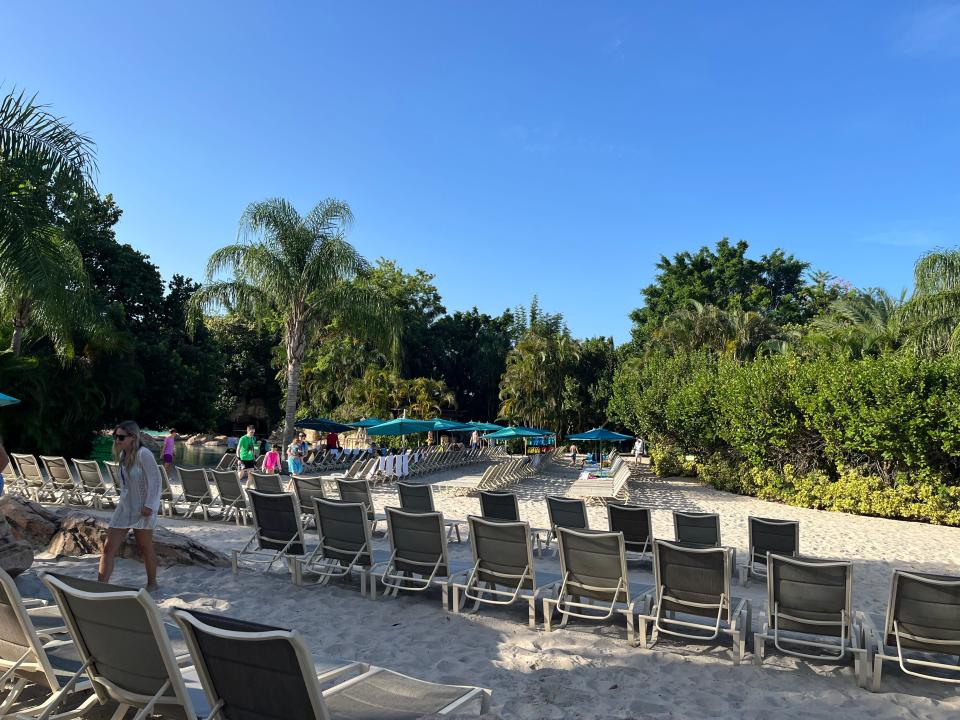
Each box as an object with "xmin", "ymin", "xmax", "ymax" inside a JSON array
[
  {"xmin": 349, "ymin": 417, "xmax": 384, "ymax": 428},
  {"xmin": 427, "ymin": 418, "xmax": 474, "ymax": 431},
  {"xmin": 366, "ymin": 418, "xmax": 436, "ymax": 437},
  {"xmin": 567, "ymin": 427, "xmax": 634, "ymax": 467},
  {"xmin": 0, "ymin": 393, "xmax": 20, "ymax": 407},
  {"xmin": 482, "ymin": 426, "xmax": 548, "ymax": 440},
  {"xmin": 466, "ymin": 421, "xmax": 504, "ymax": 432},
  {"xmin": 295, "ymin": 417, "xmax": 353, "ymax": 433}
]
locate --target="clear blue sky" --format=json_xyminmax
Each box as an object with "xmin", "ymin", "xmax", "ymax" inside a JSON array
[{"xmin": 5, "ymin": 2, "xmax": 960, "ymax": 342}]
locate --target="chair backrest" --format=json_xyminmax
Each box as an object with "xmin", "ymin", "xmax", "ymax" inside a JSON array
[
  {"xmin": 251, "ymin": 472, "xmax": 284, "ymax": 494},
  {"xmin": 41, "ymin": 572, "xmax": 196, "ymax": 712},
  {"xmin": 216, "ymin": 453, "xmax": 238, "ymax": 471},
  {"xmin": 314, "ymin": 498, "xmax": 374, "ymax": 567},
  {"xmin": 246, "ymin": 490, "xmax": 305, "ymax": 555},
  {"xmin": 748, "ymin": 516, "xmax": 799, "ymax": 565},
  {"xmin": 385, "ymin": 507, "xmax": 448, "ymax": 577},
  {"xmin": 103, "ymin": 461, "xmax": 122, "ymax": 488},
  {"xmin": 157, "ymin": 465, "xmax": 174, "ymax": 501},
  {"xmin": 40, "ymin": 456, "xmax": 74, "ymax": 489},
  {"xmin": 336, "ymin": 478, "xmax": 374, "ymax": 519},
  {"xmin": 1, "ymin": 458, "xmax": 18, "ymax": 485},
  {"xmin": 178, "ymin": 467, "xmax": 211, "ymax": 501},
  {"xmin": 210, "ymin": 469, "xmax": 244, "ymax": 504},
  {"xmin": 654, "ymin": 540, "xmax": 730, "ymax": 620},
  {"xmin": 479, "ymin": 491, "xmax": 520, "ymax": 521},
  {"xmin": 768, "ymin": 554, "xmax": 852, "ymax": 636},
  {"xmin": 884, "ymin": 570, "xmax": 960, "ymax": 654},
  {"xmin": 606, "ymin": 503, "xmax": 652, "ymax": 553},
  {"xmin": 0, "ymin": 567, "xmax": 59, "ymax": 690},
  {"xmin": 547, "ymin": 496, "xmax": 588, "ymax": 531},
  {"xmin": 673, "ymin": 511, "xmax": 721, "ymax": 547},
  {"xmin": 396, "ymin": 482, "xmax": 435, "ymax": 513},
  {"xmin": 556, "ymin": 527, "xmax": 630, "ymax": 603},
  {"xmin": 172, "ymin": 608, "xmax": 326, "ymax": 720},
  {"xmin": 468, "ymin": 516, "xmax": 536, "ymax": 591},
  {"xmin": 73, "ymin": 459, "xmax": 106, "ymax": 491},
  {"xmin": 291, "ymin": 475, "xmax": 325, "ymax": 515},
  {"xmin": 11, "ymin": 454, "xmax": 42, "ymax": 482}
]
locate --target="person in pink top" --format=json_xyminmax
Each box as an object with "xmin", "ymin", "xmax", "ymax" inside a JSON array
[
  {"xmin": 263, "ymin": 444, "xmax": 282, "ymax": 474},
  {"xmin": 161, "ymin": 428, "xmax": 177, "ymax": 476}
]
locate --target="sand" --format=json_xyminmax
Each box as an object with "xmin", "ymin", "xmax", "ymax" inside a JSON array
[{"xmin": 20, "ymin": 460, "xmax": 960, "ymax": 719}]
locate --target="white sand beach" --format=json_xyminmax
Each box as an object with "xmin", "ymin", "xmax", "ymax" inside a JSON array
[{"xmin": 20, "ymin": 461, "xmax": 960, "ymax": 719}]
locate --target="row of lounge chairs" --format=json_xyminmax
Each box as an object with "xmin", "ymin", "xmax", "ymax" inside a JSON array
[
  {"xmin": 564, "ymin": 452, "xmax": 632, "ymax": 503},
  {"xmin": 230, "ymin": 487, "xmax": 960, "ymax": 690},
  {"xmin": 0, "ymin": 567, "xmax": 491, "ymax": 718},
  {"xmin": 434, "ymin": 455, "xmax": 551, "ymax": 495}
]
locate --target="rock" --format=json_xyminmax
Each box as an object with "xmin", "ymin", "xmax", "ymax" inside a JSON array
[
  {"xmin": 0, "ymin": 496, "xmax": 228, "ymax": 569},
  {"xmin": 186, "ymin": 435, "xmax": 207, "ymax": 446},
  {"xmin": 0, "ymin": 513, "xmax": 34, "ymax": 577}
]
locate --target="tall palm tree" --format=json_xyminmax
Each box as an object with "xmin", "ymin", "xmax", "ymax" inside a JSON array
[
  {"xmin": 810, "ymin": 288, "xmax": 905, "ymax": 357},
  {"xmin": 901, "ymin": 249, "xmax": 960, "ymax": 357},
  {"xmin": 190, "ymin": 198, "xmax": 398, "ymax": 445}
]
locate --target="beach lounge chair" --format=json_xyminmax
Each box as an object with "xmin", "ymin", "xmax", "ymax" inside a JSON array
[
  {"xmin": 292, "ymin": 473, "xmax": 326, "ymax": 527},
  {"xmin": 215, "ymin": 452, "xmax": 238, "ymax": 471},
  {"xmin": 754, "ymin": 554, "xmax": 867, "ymax": 686},
  {"xmin": 377, "ymin": 507, "xmax": 467, "ymax": 602},
  {"xmin": 39, "ymin": 455, "xmax": 84, "ymax": 505},
  {"xmin": 72, "ymin": 459, "xmax": 118, "ymax": 510},
  {"xmin": 0, "ymin": 567, "xmax": 95, "ymax": 718},
  {"xmin": 232, "ymin": 490, "xmax": 309, "ymax": 575},
  {"xmin": 448, "ymin": 516, "xmax": 559, "ymax": 627},
  {"xmin": 861, "ymin": 569, "xmax": 960, "ymax": 691},
  {"xmin": 542, "ymin": 496, "xmax": 589, "ymax": 552},
  {"xmin": 1, "ymin": 457, "xmax": 23, "ymax": 498},
  {"xmin": 177, "ymin": 467, "xmax": 220, "ymax": 520},
  {"xmin": 739, "ymin": 516, "xmax": 800, "ymax": 586},
  {"xmin": 172, "ymin": 607, "xmax": 490, "ymax": 718},
  {"xmin": 607, "ymin": 503, "xmax": 653, "ymax": 560},
  {"xmin": 636, "ymin": 540, "xmax": 751, "ymax": 664},
  {"xmin": 673, "ymin": 510, "xmax": 736, "ymax": 566},
  {"xmin": 480, "ymin": 490, "xmax": 520, "ymax": 521},
  {"xmin": 209, "ymin": 469, "xmax": 248, "ymax": 525},
  {"xmin": 39, "ymin": 572, "xmax": 212, "ymax": 720},
  {"xmin": 251, "ymin": 471, "xmax": 285, "ymax": 494},
  {"xmin": 336, "ymin": 477, "xmax": 386, "ymax": 534},
  {"xmin": 542, "ymin": 527, "xmax": 648, "ymax": 641},
  {"xmin": 10, "ymin": 453, "xmax": 51, "ymax": 501},
  {"xmin": 294, "ymin": 498, "xmax": 388, "ymax": 597},
  {"xmin": 397, "ymin": 481, "xmax": 464, "ymax": 542},
  {"xmin": 157, "ymin": 465, "xmax": 181, "ymax": 517}
]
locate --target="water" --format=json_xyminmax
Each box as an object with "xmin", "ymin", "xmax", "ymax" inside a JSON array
[{"xmin": 90, "ymin": 436, "xmax": 229, "ymax": 468}]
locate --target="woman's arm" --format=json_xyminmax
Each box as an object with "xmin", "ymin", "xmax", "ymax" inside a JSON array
[{"xmin": 139, "ymin": 447, "xmax": 162, "ymax": 514}]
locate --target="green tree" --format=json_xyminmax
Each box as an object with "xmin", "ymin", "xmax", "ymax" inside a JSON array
[
  {"xmin": 901, "ymin": 248, "xmax": 960, "ymax": 357},
  {"xmin": 807, "ymin": 288, "xmax": 905, "ymax": 358},
  {"xmin": 191, "ymin": 198, "xmax": 397, "ymax": 445}
]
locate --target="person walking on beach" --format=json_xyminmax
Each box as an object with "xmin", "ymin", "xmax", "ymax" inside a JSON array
[
  {"xmin": 99, "ymin": 421, "xmax": 160, "ymax": 591},
  {"xmin": 263, "ymin": 443, "xmax": 282, "ymax": 474},
  {"xmin": 569, "ymin": 443, "xmax": 579, "ymax": 466},
  {"xmin": 470, "ymin": 430, "xmax": 479, "ymax": 449},
  {"xmin": 237, "ymin": 425, "xmax": 257, "ymax": 483},
  {"xmin": 161, "ymin": 428, "xmax": 177, "ymax": 476}
]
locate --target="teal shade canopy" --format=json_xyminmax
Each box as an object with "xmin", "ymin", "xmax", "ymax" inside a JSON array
[
  {"xmin": 295, "ymin": 418, "xmax": 353, "ymax": 433},
  {"xmin": 567, "ymin": 427, "xmax": 634, "ymax": 442},
  {"xmin": 365, "ymin": 418, "xmax": 436, "ymax": 436},
  {"xmin": 482, "ymin": 426, "xmax": 549, "ymax": 440},
  {"xmin": 0, "ymin": 393, "xmax": 20, "ymax": 407},
  {"xmin": 427, "ymin": 418, "xmax": 474, "ymax": 431},
  {"xmin": 466, "ymin": 421, "xmax": 504, "ymax": 432},
  {"xmin": 349, "ymin": 418, "xmax": 384, "ymax": 428}
]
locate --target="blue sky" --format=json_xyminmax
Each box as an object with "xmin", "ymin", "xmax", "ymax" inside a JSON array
[{"xmin": 4, "ymin": 2, "xmax": 960, "ymax": 342}]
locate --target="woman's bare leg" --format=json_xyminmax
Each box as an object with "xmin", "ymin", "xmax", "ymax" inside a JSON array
[
  {"xmin": 133, "ymin": 529, "xmax": 158, "ymax": 589},
  {"xmin": 98, "ymin": 527, "xmax": 129, "ymax": 583}
]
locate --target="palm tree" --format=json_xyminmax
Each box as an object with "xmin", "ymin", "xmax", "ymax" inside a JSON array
[
  {"xmin": 901, "ymin": 249, "xmax": 960, "ymax": 357},
  {"xmin": 190, "ymin": 198, "xmax": 398, "ymax": 445},
  {"xmin": 810, "ymin": 288, "xmax": 905, "ymax": 357}
]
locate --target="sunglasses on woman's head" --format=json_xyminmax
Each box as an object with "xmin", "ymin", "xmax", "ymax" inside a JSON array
[{"xmin": 113, "ymin": 433, "xmax": 130, "ymax": 441}]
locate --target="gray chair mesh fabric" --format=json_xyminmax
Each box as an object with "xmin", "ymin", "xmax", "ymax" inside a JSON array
[
  {"xmin": 770, "ymin": 557, "xmax": 848, "ymax": 635},
  {"xmin": 674, "ymin": 513, "xmax": 720, "ymax": 547},
  {"xmin": 608, "ymin": 504, "xmax": 651, "ymax": 553},
  {"xmin": 471, "ymin": 519, "xmax": 534, "ymax": 590},
  {"xmin": 559, "ymin": 530, "xmax": 627, "ymax": 603},
  {"xmin": 0, "ymin": 575, "xmax": 46, "ymax": 687},
  {"xmin": 42, "ymin": 457, "xmax": 74, "ymax": 490},
  {"xmin": 657, "ymin": 543, "xmax": 726, "ymax": 618},
  {"xmin": 889, "ymin": 572, "xmax": 960, "ymax": 653},
  {"xmin": 13, "ymin": 455, "xmax": 42, "ymax": 483},
  {"xmin": 324, "ymin": 669, "xmax": 469, "ymax": 720},
  {"xmin": 74, "ymin": 460, "xmax": 105, "ymax": 492},
  {"xmin": 211, "ymin": 471, "xmax": 245, "ymax": 507},
  {"xmin": 388, "ymin": 510, "xmax": 447, "ymax": 576},
  {"xmin": 479, "ymin": 492, "xmax": 519, "ymax": 521},
  {"xmin": 292, "ymin": 476, "xmax": 325, "ymax": 515},
  {"xmin": 251, "ymin": 473, "xmax": 284, "ymax": 494},
  {"xmin": 316, "ymin": 500, "xmax": 372, "ymax": 566},
  {"xmin": 548, "ymin": 497, "xmax": 587, "ymax": 531},
  {"xmin": 179, "ymin": 610, "xmax": 315, "ymax": 720},
  {"xmin": 47, "ymin": 574, "xmax": 175, "ymax": 699},
  {"xmin": 179, "ymin": 469, "xmax": 210, "ymax": 501},
  {"xmin": 397, "ymin": 484, "xmax": 434, "ymax": 513},
  {"xmin": 750, "ymin": 518, "xmax": 798, "ymax": 564},
  {"xmin": 337, "ymin": 480, "xmax": 374, "ymax": 521},
  {"xmin": 249, "ymin": 494, "xmax": 303, "ymax": 554}
]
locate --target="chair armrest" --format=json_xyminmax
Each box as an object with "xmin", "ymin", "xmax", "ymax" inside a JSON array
[{"xmin": 22, "ymin": 598, "xmax": 48, "ymax": 608}]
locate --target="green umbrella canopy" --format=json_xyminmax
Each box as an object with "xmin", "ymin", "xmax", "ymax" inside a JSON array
[
  {"xmin": 295, "ymin": 418, "xmax": 353, "ymax": 433},
  {"xmin": 482, "ymin": 426, "xmax": 549, "ymax": 440},
  {"xmin": 567, "ymin": 427, "xmax": 634, "ymax": 442},
  {"xmin": 0, "ymin": 393, "xmax": 20, "ymax": 407},
  {"xmin": 366, "ymin": 418, "xmax": 436, "ymax": 437},
  {"xmin": 349, "ymin": 418, "xmax": 384, "ymax": 428},
  {"xmin": 427, "ymin": 418, "xmax": 474, "ymax": 431},
  {"xmin": 467, "ymin": 421, "xmax": 504, "ymax": 432}
]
